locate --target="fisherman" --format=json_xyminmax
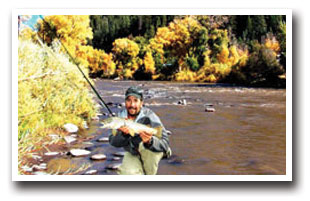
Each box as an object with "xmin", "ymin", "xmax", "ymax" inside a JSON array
[{"xmin": 109, "ymin": 86, "xmax": 171, "ymax": 175}]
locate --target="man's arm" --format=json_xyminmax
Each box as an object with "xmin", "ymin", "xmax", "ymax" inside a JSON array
[
  {"xmin": 143, "ymin": 127, "xmax": 170, "ymax": 153},
  {"xmin": 142, "ymin": 112, "xmax": 170, "ymax": 153},
  {"xmin": 109, "ymin": 128, "xmax": 130, "ymax": 147}
]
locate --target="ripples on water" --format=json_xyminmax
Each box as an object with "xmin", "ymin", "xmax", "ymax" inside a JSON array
[{"xmin": 49, "ymin": 80, "xmax": 286, "ymax": 175}]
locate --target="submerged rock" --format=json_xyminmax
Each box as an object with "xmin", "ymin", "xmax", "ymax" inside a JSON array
[
  {"xmin": 204, "ymin": 103, "xmax": 214, "ymax": 107},
  {"xmin": 90, "ymin": 154, "xmax": 107, "ymax": 160},
  {"xmin": 111, "ymin": 157, "xmax": 121, "ymax": 161},
  {"xmin": 167, "ymin": 155, "xmax": 185, "ymax": 165},
  {"xmin": 69, "ymin": 149, "xmax": 91, "ymax": 157},
  {"xmin": 63, "ymin": 123, "xmax": 79, "ymax": 133},
  {"xmin": 106, "ymin": 163, "xmax": 122, "ymax": 170},
  {"xmin": 113, "ymin": 151, "xmax": 125, "ymax": 157}
]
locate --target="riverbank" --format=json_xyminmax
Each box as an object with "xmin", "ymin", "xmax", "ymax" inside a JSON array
[{"xmin": 18, "ymin": 40, "xmax": 99, "ymax": 174}]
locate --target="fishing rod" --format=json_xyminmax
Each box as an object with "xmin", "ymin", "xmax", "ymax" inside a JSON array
[
  {"xmin": 38, "ymin": 16, "xmax": 148, "ymax": 175},
  {"xmin": 38, "ymin": 15, "xmax": 114, "ymax": 117}
]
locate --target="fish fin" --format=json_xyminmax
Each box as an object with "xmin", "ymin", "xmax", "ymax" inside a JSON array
[
  {"xmin": 129, "ymin": 129, "xmax": 135, "ymax": 137},
  {"xmin": 154, "ymin": 126, "xmax": 162, "ymax": 139}
]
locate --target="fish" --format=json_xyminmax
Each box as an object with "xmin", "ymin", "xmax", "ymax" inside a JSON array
[{"xmin": 101, "ymin": 117, "xmax": 162, "ymax": 138}]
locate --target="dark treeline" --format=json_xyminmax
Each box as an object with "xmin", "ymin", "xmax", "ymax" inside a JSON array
[
  {"xmin": 90, "ymin": 15, "xmax": 285, "ymax": 51},
  {"xmin": 89, "ymin": 15, "xmax": 176, "ymax": 52},
  {"xmin": 229, "ymin": 15, "xmax": 286, "ymax": 70}
]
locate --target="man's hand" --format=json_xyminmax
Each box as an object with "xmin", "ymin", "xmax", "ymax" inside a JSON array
[
  {"xmin": 139, "ymin": 131, "xmax": 153, "ymax": 144},
  {"xmin": 117, "ymin": 126, "xmax": 131, "ymax": 135}
]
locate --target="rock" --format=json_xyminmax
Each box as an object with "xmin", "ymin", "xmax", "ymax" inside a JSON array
[
  {"xmin": 116, "ymin": 103, "xmax": 122, "ymax": 108},
  {"xmin": 48, "ymin": 134, "xmax": 60, "ymax": 140},
  {"xmin": 204, "ymin": 103, "xmax": 214, "ymax": 107},
  {"xmin": 44, "ymin": 152, "xmax": 60, "ymax": 156},
  {"xmin": 91, "ymin": 116, "xmax": 100, "ymax": 121},
  {"xmin": 113, "ymin": 151, "xmax": 126, "ymax": 157},
  {"xmin": 82, "ymin": 142, "xmax": 94, "ymax": 148},
  {"xmin": 111, "ymin": 157, "xmax": 121, "ymax": 161},
  {"xmin": 64, "ymin": 136, "xmax": 77, "ymax": 144},
  {"xmin": 95, "ymin": 104, "xmax": 102, "ymax": 108},
  {"xmin": 82, "ymin": 142, "xmax": 94, "ymax": 149},
  {"xmin": 177, "ymin": 99, "xmax": 187, "ymax": 106},
  {"xmin": 97, "ymin": 137, "xmax": 109, "ymax": 142},
  {"xmin": 31, "ymin": 154, "xmax": 42, "ymax": 160},
  {"xmin": 33, "ymin": 171, "xmax": 50, "ymax": 175},
  {"xmin": 21, "ymin": 165, "xmax": 33, "ymax": 172},
  {"xmin": 106, "ymin": 102, "xmax": 114, "ymax": 106},
  {"xmin": 83, "ymin": 121, "xmax": 89, "ymax": 129},
  {"xmin": 106, "ymin": 163, "xmax": 122, "ymax": 170},
  {"xmin": 63, "ymin": 123, "xmax": 79, "ymax": 133},
  {"xmin": 90, "ymin": 154, "xmax": 107, "ymax": 160},
  {"xmin": 32, "ymin": 163, "xmax": 47, "ymax": 171},
  {"xmin": 69, "ymin": 149, "xmax": 91, "ymax": 157},
  {"xmin": 205, "ymin": 107, "xmax": 216, "ymax": 112},
  {"xmin": 60, "ymin": 151, "xmax": 69, "ymax": 156},
  {"xmin": 166, "ymin": 130, "xmax": 172, "ymax": 135},
  {"xmin": 84, "ymin": 169, "xmax": 98, "ymax": 175}
]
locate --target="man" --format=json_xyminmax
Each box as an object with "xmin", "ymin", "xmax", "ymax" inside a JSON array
[{"xmin": 109, "ymin": 86, "xmax": 171, "ymax": 175}]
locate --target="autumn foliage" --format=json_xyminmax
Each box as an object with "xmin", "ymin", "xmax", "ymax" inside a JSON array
[{"xmin": 31, "ymin": 15, "xmax": 285, "ymax": 84}]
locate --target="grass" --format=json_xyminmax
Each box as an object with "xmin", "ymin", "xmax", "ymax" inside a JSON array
[{"xmin": 18, "ymin": 39, "xmax": 98, "ymax": 174}]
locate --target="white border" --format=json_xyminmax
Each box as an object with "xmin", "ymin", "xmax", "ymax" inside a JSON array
[{"xmin": 12, "ymin": 8, "xmax": 292, "ymax": 181}]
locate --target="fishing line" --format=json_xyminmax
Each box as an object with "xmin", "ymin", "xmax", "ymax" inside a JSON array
[
  {"xmin": 38, "ymin": 15, "xmax": 114, "ymax": 116},
  {"xmin": 38, "ymin": 16, "xmax": 148, "ymax": 174}
]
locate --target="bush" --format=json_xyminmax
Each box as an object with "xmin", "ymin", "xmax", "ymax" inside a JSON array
[
  {"xmin": 186, "ymin": 56, "xmax": 200, "ymax": 72},
  {"xmin": 18, "ymin": 40, "xmax": 97, "ymax": 142},
  {"xmin": 226, "ymin": 41, "xmax": 284, "ymax": 87}
]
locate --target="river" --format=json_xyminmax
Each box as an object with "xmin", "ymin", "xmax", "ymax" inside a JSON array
[{"xmin": 46, "ymin": 79, "xmax": 286, "ymax": 175}]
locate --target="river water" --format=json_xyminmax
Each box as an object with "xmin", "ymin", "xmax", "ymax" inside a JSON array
[{"xmin": 47, "ymin": 80, "xmax": 286, "ymax": 175}]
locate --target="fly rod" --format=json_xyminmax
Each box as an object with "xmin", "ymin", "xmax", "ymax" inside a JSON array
[{"xmin": 38, "ymin": 15, "xmax": 114, "ymax": 116}]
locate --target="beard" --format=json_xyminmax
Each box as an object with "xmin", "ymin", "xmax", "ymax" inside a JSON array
[{"xmin": 128, "ymin": 107, "xmax": 141, "ymax": 117}]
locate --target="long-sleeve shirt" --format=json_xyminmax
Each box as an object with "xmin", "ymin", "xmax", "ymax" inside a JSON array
[{"xmin": 109, "ymin": 107, "xmax": 170, "ymax": 156}]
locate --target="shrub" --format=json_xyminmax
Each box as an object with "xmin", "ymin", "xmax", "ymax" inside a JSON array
[{"xmin": 18, "ymin": 40, "xmax": 97, "ymax": 142}]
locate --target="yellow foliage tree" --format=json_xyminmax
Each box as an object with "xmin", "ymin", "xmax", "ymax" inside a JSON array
[
  {"xmin": 144, "ymin": 51, "xmax": 156, "ymax": 74},
  {"xmin": 37, "ymin": 15, "xmax": 93, "ymax": 68},
  {"xmin": 112, "ymin": 38, "xmax": 140, "ymax": 79}
]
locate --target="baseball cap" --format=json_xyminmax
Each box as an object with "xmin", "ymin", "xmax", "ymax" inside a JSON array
[{"xmin": 125, "ymin": 86, "xmax": 144, "ymax": 100}]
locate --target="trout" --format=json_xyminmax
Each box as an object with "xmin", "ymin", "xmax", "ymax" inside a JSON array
[{"xmin": 101, "ymin": 117, "xmax": 162, "ymax": 138}]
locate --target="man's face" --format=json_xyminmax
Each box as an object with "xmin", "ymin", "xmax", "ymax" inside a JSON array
[{"xmin": 125, "ymin": 95, "xmax": 143, "ymax": 117}]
